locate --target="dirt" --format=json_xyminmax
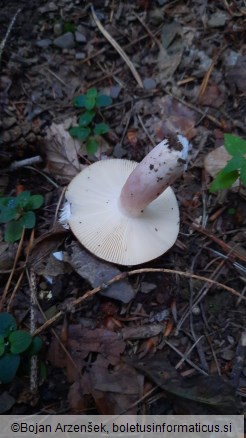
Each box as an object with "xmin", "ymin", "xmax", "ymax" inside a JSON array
[{"xmin": 0, "ymin": 0, "xmax": 245, "ymax": 416}]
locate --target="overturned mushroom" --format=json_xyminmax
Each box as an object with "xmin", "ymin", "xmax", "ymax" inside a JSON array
[{"xmin": 61, "ymin": 135, "xmax": 189, "ymax": 265}]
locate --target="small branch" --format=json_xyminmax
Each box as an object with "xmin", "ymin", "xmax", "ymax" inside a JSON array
[
  {"xmin": 8, "ymin": 156, "xmax": 43, "ymax": 171},
  {"xmin": 33, "ymin": 267, "xmax": 244, "ymax": 336},
  {"xmin": 0, "ymin": 8, "xmax": 21, "ymax": 65},
  {"xmin": 90, "ymin": 5, "xmax": 143, "ymax": 88}
]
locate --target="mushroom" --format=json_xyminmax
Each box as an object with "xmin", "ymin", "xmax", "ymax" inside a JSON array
[{"xmin": 61, "ymin": 134, "xmax": 189, "ymax": 265}]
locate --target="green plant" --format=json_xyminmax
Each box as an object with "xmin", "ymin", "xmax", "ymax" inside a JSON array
[
  {"xmin": 69, "ymin": 87, "xmax": 112, "ymax": 154},
  {"xmin": 0, "ymin": 191, "xmax": 43, "ymax": 243},
  {"xmin": 0, "ymin": 313, "xmax": 42, "ymax": 384},
  {"xmin": 210, "ymin": 134, "xmax": 246, "ymax": 192}
]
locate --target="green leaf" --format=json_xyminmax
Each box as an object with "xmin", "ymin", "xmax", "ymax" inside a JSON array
[
  {"xmin": 83, "ymin": 88, "xmax": 98, "ymax": 110},
  {"xmin": 86, "ymin": 88, "xmax": 97, "ymax": 99},
  {"xmin": 16, "ymin": 191, "xmax": 31, "ymax": 208},
  {"xmin": 28, "ymin": 194, "xmax": 44, "ymax": 210},
  {"xmin": 93, "ymin": 123, "xmax": 109, "ymax": 135},
  {"xmin": 0, "ymin": 353, "xmax": 20, "ymax": 383},
  {"xmin": 0, "ymin": 206, "xmax": 17, "ymax": 223},
  {"xmin": 0, "ymin": 336, "xmax": 5, "ymax": 357},
  {"xmin": 224, "ymin": 134, "xmax": 246, "ymax": 157},
  {"xmin": 19, "ymin": 211, "xmax": 36, "ymax": 229},
  {"xmin": 79, "ymin": 111, "xmax": 95, "ymax": 127},
  {"xmin": 26, "ymin": 336, "xmax": 43, "ymax": 356},
  {"xmin": 0, "ymin": 313, "xmax": 17, "ymax": 337},
  {"xmin": 69, "ymin": 126, "xmax": 91, "ymax": 140},
  {"xmin": 4, "ymin": 220, "xmax": 23, "ymax": 242},
  {"xmin": 210, "ymin": 170, "xmax": 239, "ymax": 192},
  {"xmin": 240, "ymin": 162, "xmax": 246, "ymax": 186},
  {"xmin": 220, "ymin": 156, "xmax": 244, "ymax": 175},
  {"xmin": 0, "ymin": 197, "xmax": 17, "ymax": 209},
  {"xmin": 84, "ymin": 96, "xmax": 96, "ymax": 110},
  {"xmin": 9, "ymin": 330, "xmax": 32, "ymax": 354},
  {"xmin": 86, "ymin": 137, "xmax": 99, "ymax": 155},
  {"xmin": 73, "ymin": 94, "xmax": 87, "ymax": 108},
  {"xmin": 96, "ymin": 94, "xmax": 112, "ymax": 107}
]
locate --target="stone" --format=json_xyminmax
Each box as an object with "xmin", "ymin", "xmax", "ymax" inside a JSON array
[
  {"xmin": 208, "ymin": 11, "xmax": 228, "ymax": 28},
  {"xmin": 36, "ymin": 39, "xmax": 52, "ymax": 48},
  {"xmin": 53, "ymin": 32, "xmax": 75, "ymax": 49},
  {"xmin": 75, "ymin": 31, "xmax": 86, "ymax": 43},
  {"xmin": 75, "ymin": 52, "xmax": 85, "ymax": 60},
  {"xmin": 143, "ymin": 77, "xmax": 156, "ymax": 90},
  {"xmin": 53, "ymin": 22, "xmax": 63, "ymax": 37}
]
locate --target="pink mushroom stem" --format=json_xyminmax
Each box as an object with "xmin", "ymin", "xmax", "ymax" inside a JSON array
[{"xmin": 119, "ymin": 135, "xmax": 189, "ymax": 217}]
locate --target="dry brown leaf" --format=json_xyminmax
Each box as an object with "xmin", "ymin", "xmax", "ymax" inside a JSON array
[
  {"xmin": 204, "ymin": 145, "xmax": 231, "ymax": 178},
  {"xmin": 44, "ymin": 122, "xmax": 85, "ymax": 183},
  {"xmin": 157, "ymin": 22, "xmax": 184, "ymax": 83},
  {"xmin": 69, "ymin": 357, "xmax": 144, "ymax": 414},
  {"xmin": 157, "ymin": 95, "xmax": 197, "ymax": 140},
  {"xmin": 198, "ymin": 84, "xmax": 224, "ymax": 108}
]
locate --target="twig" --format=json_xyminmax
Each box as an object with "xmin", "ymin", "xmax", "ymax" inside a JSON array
[
  {"xmin": 25, "ymin": 166, "xmax": 59, "ymax": 188},
  {"xmin": 198, "ymin": 45, "xmax": 228, "ymax": 103},
  {"xmin": 0, "ymin": 8, "xmax": 21, "ymax": 65},
  {"xmin": 90, "ymin": 5, "xmax": 143, "ymax": 88},
  {"xmin": 163, "ymin": 339, "xmax": 208, "ymax": 376},
  {"xmin": 8, "ymin": 155, "xmax": 43, "ymax": 171},
  {"xmin": 33, "ymin": 267, "xmax": 244, "ymax": 336},
  {"xmin": 137, "ymin": 114, "xmax": 156, "ymax": 147},
  {"xmin": 176, "ymin": 258, "xmax": 226, "ymax": 333},
  {"xmin": 26, "ymin": 267, "xmax": 38, "ymax": 393}
]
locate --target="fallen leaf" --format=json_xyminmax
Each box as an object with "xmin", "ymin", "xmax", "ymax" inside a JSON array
[
  {"xmin": 44, "ymin": 122, "xmax": 85, "ymax": 183},
  {"xmin": 157, "ymin": 22, "xmax": 184, "ymax": 83},
  {"xmin": 128, "ymin": 353, "xmax": 241, "ymax": 414},
  {"xmin": 68, "ymin": 326, "xmax": 125, "ymax": 365},
  {"xmin": 204, "ymin": 145, "xmax": 231, "ymax": 178},
  {"xmin": 29, "ymin": 228, "xmax": 69, "ymax": 276},
  {"xmin": 157, "ymin": 95, "xmax": 197, "ymax": 140},
  {"xmin": 225, "ymin": 56, "xmax": 246, "ymax": 93},
  {"xmin": 198, "ymin": 84, "xmax": 224, "ymax": 108},
  {"xmin": 69, "ymin": 357, "xmax": 144, "ymax": 414},
  {"xmin": 65, "ymin": 242, "xmax": 135, "ymax": 303}
]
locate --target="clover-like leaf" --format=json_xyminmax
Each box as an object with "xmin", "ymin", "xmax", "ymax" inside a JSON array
[
  {"xmin": 73, "ymin": 94, "xmax": 87, "ymax": 108},
  {"xmin": 0, "ymin": 313, "xmax": 17, "ymax": 338},
  {"xmin": 28, "ymin": 194, "xmax": 44, "ymax": 210},
  {"xmin": 93, "ymin": 123, "xmax": 109, "ymax": 135},
  {"xmin": 84, "ymin": 88, "xmax": 97, "ymax": 110},
  {"xmin": 16, "ymin": 191, "xmax": 31, "ymax": 208},
  {"xmin": 224, "ymin": 134, "xmax": 246, "ymax": 157},
  {"xmin": 0, "ymin": 353, "xmax": 20, "ymax": 383},
  {"xmin": 79, "ymin": 111, "xmax": 95, "ymax": 127},
  {"xmin": 26, "ymin": 336, "xmax": 43, "ymax": 357},
  {"xmin": 96, "ymin": 94, "xmax": 112, "ymax": 108},
  {"xmin": 19, "ymin": 211, "xmax": 36, "ymax": 229},
  {"xmin": 9, "ymin": 330, "xmax": 32, "ymax": 354},
  {"xmin": 4, "ymin": 220, "xmax": 24, "ymax": 243},
  {"xmin": 0, "ymin": 206, "xmax": 17, "ymax": 223},
  {"xmin": 210, "ymin": 170, "xmax": 239, "ymax": 192},
  {"xmin": 69, "ymin": 126, "xmax": 91, "ymax": 140},
  {"xmin": 86, "ymin": 137, "xmax": 99, "ymax": 155}
]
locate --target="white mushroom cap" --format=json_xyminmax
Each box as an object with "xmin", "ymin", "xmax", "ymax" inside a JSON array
[{"xmin": 65, "ymin": 158, "xmax": 180, "ymax": 266}]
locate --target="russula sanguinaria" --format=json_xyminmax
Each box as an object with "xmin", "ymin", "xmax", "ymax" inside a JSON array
[{"xmin": 61, "ymin": 134, "xmax": 189, "ymax": 265}]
